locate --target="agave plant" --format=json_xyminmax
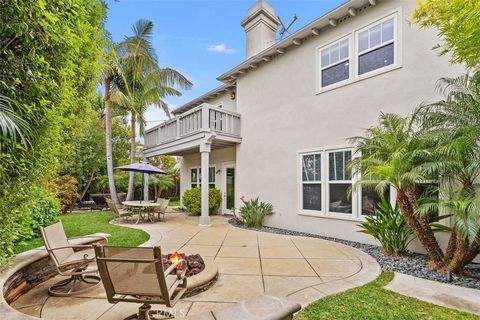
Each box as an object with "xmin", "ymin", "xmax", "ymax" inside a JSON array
[
  {"xmin": 358, "ymin": 196, "xmax": 414, "ymax": 256},
  {"xmin": 239, "ymin": 197, "xmax": 274, "ymax": 228}
]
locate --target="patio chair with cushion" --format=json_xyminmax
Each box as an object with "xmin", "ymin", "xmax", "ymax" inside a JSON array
[
  {"xmin": 106, "ymin": 198, "xmax": 132, "ymax": 222},
  {"xmin": 154, "ymin": 198, "xmax": 169, "ymax": 222},
  {"xmin": 94, "ymin": 245, "xmax": 187, "ymax": 320},
  {"xmin": 40, "ymin": 221, "xmax": 107, "ymax": 297}
]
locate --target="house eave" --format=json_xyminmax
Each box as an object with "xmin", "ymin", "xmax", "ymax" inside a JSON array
[
  {"xmin": 217, "ymin": 0, "xmax": 376, "ymax": 82},
  {"xmin": 171, "ymin": 84, "xmax": 236, "ymax": 116}
]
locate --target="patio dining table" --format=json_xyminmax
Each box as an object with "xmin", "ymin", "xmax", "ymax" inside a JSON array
[{"xmin": 122, "ymin": 201, "xmax": 160, "ymax": 224}]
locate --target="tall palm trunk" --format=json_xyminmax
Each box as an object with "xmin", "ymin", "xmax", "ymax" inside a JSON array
[
  {"xmin": 396, "ymin": 190, "xmax": 445, "ymax": 271},
  {"xmin": 126, "ymin": 114, "xmax": 136, "ymax": 200},
  {"xmin": 104, "ymin": 77, "xmax": 119, "ymax": 205}
]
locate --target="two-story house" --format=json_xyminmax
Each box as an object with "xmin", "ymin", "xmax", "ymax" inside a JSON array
[{"xmin": 144, "ymin": 0, "xmax": 463, "ymax": 246}]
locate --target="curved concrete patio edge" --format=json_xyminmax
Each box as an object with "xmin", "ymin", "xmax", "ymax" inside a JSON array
[
  {"xmin": 228, "ymin": 223, "xmax": 382, "ymax": 308},
  {"xmin": 0, "ymin": 233, "xmax": 110, "ymax": 320},
  {"xmin": 385, "ymin": 272, "xmax": 480, "ymax": 316},
  {"xmin": 286, "ymin": 240, "xmax": 381, "ymax": 307}
]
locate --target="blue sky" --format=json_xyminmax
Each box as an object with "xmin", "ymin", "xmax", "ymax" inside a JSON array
[{"xmin": 105, "ymin": 0, "xmax": 345, "ymax": 128}]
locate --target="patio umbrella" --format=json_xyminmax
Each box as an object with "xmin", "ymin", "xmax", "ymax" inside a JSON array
[{"xmin": 116, "ymin": 162, "xmax": 166, "ymax": 202}]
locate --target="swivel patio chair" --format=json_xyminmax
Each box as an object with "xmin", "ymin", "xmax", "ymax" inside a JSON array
[
  {"xmin": 153, "ymin": 198, "xmax": 169, "ymax": 222},
  {"xmin": 94, "ymin": 245, "xmax": 187, "ymax": 320},
  {"xmin": 40, "ymin": 221, "xmax": 107, "ymax": 296},
  {"xmin": 106, "ymin": 198, "xmax": 133, "ymax": 222}
]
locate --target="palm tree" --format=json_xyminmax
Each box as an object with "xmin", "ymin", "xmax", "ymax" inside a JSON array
[
  {"xmin": 350, "ymin": 113, "xmax": 446, "ymax": 270},
  {"xmin": 0, "ymin": 94, "xmax": 29, "ymax": 147},
  {"xmin": 112, "ymin": 20, "xmax": 192, "ymax": 201},
  {"xmin": 414, "ymin": 72, "xmax": 480, "ymax": 270},
  {"xmin": 100, "ymin": 44, "xmax": 121, "ymax": 205}
]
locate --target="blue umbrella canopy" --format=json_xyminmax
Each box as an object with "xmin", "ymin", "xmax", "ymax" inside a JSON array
[{"xmin": 116, "ymin": 162, "xmax": 166, "ymax": 174}]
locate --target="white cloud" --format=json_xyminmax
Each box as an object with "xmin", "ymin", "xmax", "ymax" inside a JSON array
[{"xmin": 207, "ymin": 44, "xmax": 236, "ymax": 54}]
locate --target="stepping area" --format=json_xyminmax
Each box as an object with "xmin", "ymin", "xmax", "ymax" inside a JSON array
[{"xmin": 10, "ymin": 212, "xmax": 381, "ymax": 319}]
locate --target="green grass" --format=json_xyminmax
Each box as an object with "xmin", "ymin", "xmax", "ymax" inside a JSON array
[
  {"xmin": 295, "ymin": 272, "xmax": 479, "ymax": 320},
  {"xmin": 14, "ymin": 211, "xmax": 150, "ymax": 254},
  {"xmin": 169, "ymin": 200, "xmax": 180, "ymax": 207}
]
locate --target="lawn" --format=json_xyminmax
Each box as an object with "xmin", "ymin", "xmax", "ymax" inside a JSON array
[
  {"xmin": 169, "ymin": 199, "xmax": 180, "ymax": 207},
  {"xmin": 295, "ymin": 272, "xmax": 479, "ymax": 320},
  {"xmin": 14, "ymin": 211, "xmax": 150, "ymax": 254}
]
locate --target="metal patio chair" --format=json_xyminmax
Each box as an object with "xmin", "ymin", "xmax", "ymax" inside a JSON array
[
  {"xmin": 153, "ymin": 198, "xmax": 169, "ymax": 222},
  {"xmin": 40, "ymin": 221, "xmax": 107, "ymax": 296},
  {"xmin": 94, "ymin": 245, "xmax": 188, "ymax": 320},
  {"xmin": 106, "ymin": 198, "xmax": 133, "ymax": 222}
]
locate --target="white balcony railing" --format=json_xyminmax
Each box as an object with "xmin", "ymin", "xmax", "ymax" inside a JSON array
[{"xmin": 144, "ymin": 104, "xmax": 241, "ymax": 149}]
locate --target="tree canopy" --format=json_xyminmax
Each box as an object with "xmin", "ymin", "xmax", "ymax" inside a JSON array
[{"xmin": 413, "ymin": 0, "xmax": 480, "ymax": 68}]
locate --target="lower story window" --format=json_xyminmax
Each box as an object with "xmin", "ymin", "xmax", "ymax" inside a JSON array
[
  {"xmin": 191, "ymin": 167, "xmax": 216, "ymax": 188},
  {"xmin": 328, "ymin": 150, "xmax": 352, "ymax": 214},
  {"xmin": 361, "ymin": 187, "xmax": 391, "ymax": 216}
]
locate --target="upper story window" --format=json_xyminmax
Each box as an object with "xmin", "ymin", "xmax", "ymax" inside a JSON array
[
  {"xmin": 316, "ymin": 12, "xmax": 399, "ymax": 92},
  {"xmin": 320, "ymin": 38, "xmax": 350, "ymax": 87},
  {"xmin": 357, "ymin": 16, "xmax": 395, "ymax": 75}
]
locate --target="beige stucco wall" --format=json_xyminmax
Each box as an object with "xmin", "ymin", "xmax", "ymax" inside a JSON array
[
  {"xmin": 234, "ymin": 0, "xmax": 465, "ymax": 248},
  {"xmin": 204, "ymin": 92, "xmax": 237, "ymax": 113},
  {"xmin": 179, "ymin": 147, "xmax": 236, "ymax": 211}
]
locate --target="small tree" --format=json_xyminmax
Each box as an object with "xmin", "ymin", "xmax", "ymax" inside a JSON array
[{"xmin": 413, "ymin": 0, "xmax": 480, "ymax": 68}]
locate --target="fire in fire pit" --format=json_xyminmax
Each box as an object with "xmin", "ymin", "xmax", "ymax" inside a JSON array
[
  {"xmin": 163, "ymin": 252, "xmax": 205, "ymax": 277},
  {"xmin": 167, "ymin": 251, "xmax": 185, "ymax": 270}
]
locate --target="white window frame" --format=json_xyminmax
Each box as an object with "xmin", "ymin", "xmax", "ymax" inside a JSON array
[
  {"xmin": 326, "ymin": 148, "xmax": 356, "ymax": 218},
  {"xmin": 316, "ymin": 9, "xmax": 402, "ymax": 94},
  {"xmin": 298, "ymin": 146, "xmax": 362, "ymax": 221},
  {"xmin": 355, "ymin": 13, "xmax": 398, "ymax": 78},
  {"xmin": 190, "ymin": 166, "xmax": 216, "ymax": 189},
  {"xmin": 318, "ymin": 36, "xmax": 352, "ymax": 89},
  {"xmin": 299, "ymin": 152, "xmax": 324, "ymax": 214}
]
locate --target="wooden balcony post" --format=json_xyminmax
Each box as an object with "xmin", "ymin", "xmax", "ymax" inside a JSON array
[
  {"xmin": 176, "ymin": 118, "xmax": 180, "ymax": 138},
  {"xmin": 201, "ymin": 104, "xmax": 210, "ymax": 131}
]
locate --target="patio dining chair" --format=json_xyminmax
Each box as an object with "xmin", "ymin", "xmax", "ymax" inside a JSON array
[
  {"xmin": 153, "ymin": 198, "xmax": 169, "ymax": 222},
  {"xmin": 94, "ymin": 245, "xmax": 187, "ymax": 320},
  {"xmin": 106, "ymin": 198, "xmax": 133, "ymax": 222},
  {"xmin": 40, "ymin": 221, "xmax": 107, "ymax": 296}
]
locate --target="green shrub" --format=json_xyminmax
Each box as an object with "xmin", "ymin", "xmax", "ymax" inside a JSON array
[
  {"xmin": 182, "ymin": 188, "xmax": 222, "ymax": 215},
  {"xmin": 46, "ymin": 175, "xmax": 78, "ymax": 213},
  {"xmin": 239, "ymin": 197, "xmax": 274, "ymax": 228},
  {"xmin": 358, "ymin": 196, "xmax": 413, "ymax": 256}
]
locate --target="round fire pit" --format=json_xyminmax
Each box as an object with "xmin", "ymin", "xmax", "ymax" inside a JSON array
[
  {"xmin": 162, "ymin": 252, "xmax": 217, "ymax": 297},
  {"xmin": 162, "ymin": 252, "xmax": 205, "ymax": 277}
]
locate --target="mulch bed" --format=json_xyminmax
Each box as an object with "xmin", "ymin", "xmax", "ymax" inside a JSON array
[{"xmin": 228, "ymin": 218, "xmax": 480, "ymax": 290}]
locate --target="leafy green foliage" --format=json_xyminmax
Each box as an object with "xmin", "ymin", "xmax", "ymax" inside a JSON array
[
  {"xmin": 46, "ymin": 175, "xmax": 79, "ymax": 214},
  {"xmin": 0, "ymin": 0, "xmax": 106, "ymax": 264},
  {"xmin": 182, "ymin": 188, "xmax": 222, "ymax": 215},
  {"xmin": 358, "ymin": 196, "xmax": 413, "ymax": 256},
  {"xmin": 413, "ymin": 0, "xmax": 480, "ymax": 68},
  {"xmin": 239, "ymin": 197, "xmax": 274, "ymax": 228},
  {"xmin": 295, "ymin": 272, "xmax": 479, "ymax": 320}
]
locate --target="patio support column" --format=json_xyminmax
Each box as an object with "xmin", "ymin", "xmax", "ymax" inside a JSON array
[
  {"xmin": 200, "ymin": 143, "xmax": 211, "ymax": 226},
  {"xmin": 199, "ymin": 133, "xmax": 215, "ymax": 226}
]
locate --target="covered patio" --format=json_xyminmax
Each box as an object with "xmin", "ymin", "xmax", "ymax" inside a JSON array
[{"xmin": 8, "ymin": 212, "xmax": 380, "ymax": 319}]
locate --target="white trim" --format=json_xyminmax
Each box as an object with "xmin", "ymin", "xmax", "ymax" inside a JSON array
[
  {"xmin": 190, "ymin": 165, "xmax": 216, "ymax": 189},
  {"xmin": 298, "ymin": 146, "xmax": 361, "ymax": 220},
  {"xmin": 221, "ymin": 161, "xmax": 236, "ymax": 215},
  {"xmin": 316, "ymin": 8, "xmax": 403, "ymax": 95},
  {"xmin": 355, "ymin": 12, "xmax": 399, "ymax": 78}
]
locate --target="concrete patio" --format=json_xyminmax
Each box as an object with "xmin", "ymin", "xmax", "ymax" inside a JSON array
[{"xmin": 10, "ymin": 212, "xmax": 381, "ymax": 319}]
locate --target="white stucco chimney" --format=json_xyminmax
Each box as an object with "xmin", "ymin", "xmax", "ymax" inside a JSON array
[{"xmin": 241, "ymin": 0, "xmax": 280, "ymax": 59}]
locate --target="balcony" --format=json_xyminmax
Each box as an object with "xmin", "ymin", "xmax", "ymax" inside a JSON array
[{"xmin": 144, "ymin": 103, "xmax": 242, "ymax": 156}]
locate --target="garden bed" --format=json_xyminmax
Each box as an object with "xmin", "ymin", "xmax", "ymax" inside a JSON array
[{"xmin": 229, "ymin": 218, "xmax": 480, "ymax": 290}]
